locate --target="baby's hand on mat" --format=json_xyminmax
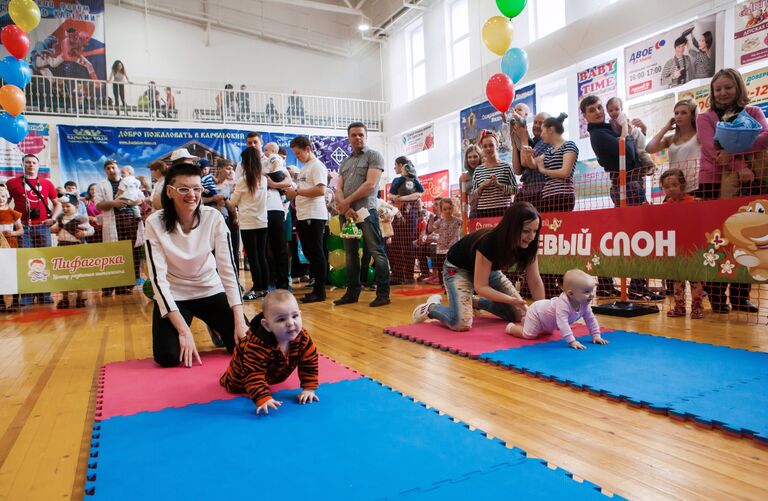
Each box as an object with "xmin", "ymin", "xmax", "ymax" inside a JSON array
[
  {"xmin": 593, "ymin": 337, "xmax": 609, "ymax": 345},
  {"xmin": 569, "ymin": 340, "xmax": 586, "ymax": 350},
  {"xmin": 298, "ymin": 390, "xmax": 319, "ymax": 405},
  {"xmin": 256, "ymin": 398, "xmax": 282, "ymax": 415}
]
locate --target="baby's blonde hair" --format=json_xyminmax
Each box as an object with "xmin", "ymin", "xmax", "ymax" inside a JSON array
[
  {"xmin": 262, "ymin": 289, "xmax": 298, "ymax": 316},
  {"xmin": 121, "ymin": 165, "xmax": 135, "ymax": 176},
  {"xmin": 264, "ymin": 142, "xmax": 279, "ymax": 155},
  {"xmin": 563, "ymin": 269, "xmax": 595, "ymax": 292}
]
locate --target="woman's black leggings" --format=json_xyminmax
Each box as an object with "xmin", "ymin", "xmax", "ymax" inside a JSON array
[
  {"xmin": 267, "ymin": 210, "xmax": 290, "ymax": 289},
  {"xmin": 240, "ymin": 228, "xmax": 268, "ymax": 292}
]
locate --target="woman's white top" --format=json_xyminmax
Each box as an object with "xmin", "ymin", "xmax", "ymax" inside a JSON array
[
  {"xmin": 144, "ymin": 206, "xmax": 242, "ymax": 317},
  {"xmin": 230, "ymin": 174, "xmax": 268, "ymax": 230}
]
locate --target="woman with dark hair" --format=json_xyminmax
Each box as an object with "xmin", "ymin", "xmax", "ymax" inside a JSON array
[
  {"xmin": 412, "ymin": 202, "xmax": 545, "ymax": 332},
  {"xmin": 388, "ymin": 155, "xmax": 424, "ymax": 284},
  {"xmin": 84, "ymin": 182, "xmax": 102, "ymax": 243},
  {"xmin": 470, "ymin": 129, "xmax": 516, "ymax": 218},
  {"xmin": 462, "ymin": 144, "xmax": 482, "ymax": 218},
  {"xmin": 689, "ymin": 31, "xmax": 714, "ymax": 79},
  {"xmin": 231, "ymin": 147, "xmax": 269, "ymax": 301},
  {"xmin": 144, "ymin": 162, "xmax": 248, "ymax": 368},
  {"xmin": 107, "ymin": 60, "xmax": 131, "ymax": 115}
]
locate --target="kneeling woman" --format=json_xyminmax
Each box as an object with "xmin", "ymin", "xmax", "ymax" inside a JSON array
[
  {"xmin": 412, "ymin": 202, "xmax": 544, "ymax": 331},
  {"xmin": 145, "ymin": 162, "xmax": 249, "ymax": 367}
]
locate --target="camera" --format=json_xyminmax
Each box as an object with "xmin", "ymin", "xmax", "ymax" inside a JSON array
[{"xmin": 29, "ymin": 208, "xmax": 40, "ymax": 220}]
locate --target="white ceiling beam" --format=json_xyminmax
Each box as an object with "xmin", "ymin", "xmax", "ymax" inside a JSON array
[
  {"xmin": 355, "ymin": 0, "xmax": 368, "ymax": 9},
  {"xmin": 341, "ymin": 0, "xmax": 354, "ymax": 8},
  {"xmin": 261, "ymin": 0, "xmax": 360, "ymax": 16}
]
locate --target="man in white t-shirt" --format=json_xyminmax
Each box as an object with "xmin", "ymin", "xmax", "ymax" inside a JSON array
[{"xmin": 286, "ymin": 135, "xmax": 328, "ymax": 303}]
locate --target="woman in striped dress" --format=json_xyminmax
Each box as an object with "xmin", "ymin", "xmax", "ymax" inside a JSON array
[{"xmin": 470, "ymin": 129, "xmax": 517, "ymax": 218}]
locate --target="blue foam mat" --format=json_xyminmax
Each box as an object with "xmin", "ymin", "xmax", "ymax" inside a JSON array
[
  {"xmin": 480, "ymin": 330, "xmax": 768, "ymax": 439},
  {"xmin": 88, "ymin": 378, "xmax": 611, "ymax": 500}
]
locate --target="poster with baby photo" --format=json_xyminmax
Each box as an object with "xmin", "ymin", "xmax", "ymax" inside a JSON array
[
  {"xmin": 734, "ymin": 1, "xmax": 768, "ymax": 66},
  {"xmin": 624, "ymin": 13, "xmax": 722, "ymax": 99}
]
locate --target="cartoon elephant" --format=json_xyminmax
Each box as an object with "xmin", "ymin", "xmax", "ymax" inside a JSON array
[{"xmin": 722, "ymin": 199, "xmax": 768, "ymax": 281}]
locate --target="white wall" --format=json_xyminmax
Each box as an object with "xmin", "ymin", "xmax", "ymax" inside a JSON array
[
  {"xmin": 104, "ymin": 3, "xmax": 383, "ymax": 100},
  {"xmin": 381, "ymin": 0, "xmax": 739, "ymax": 186}
]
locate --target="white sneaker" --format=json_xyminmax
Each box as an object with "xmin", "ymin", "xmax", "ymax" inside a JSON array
[{"xmin": 412, "ymin": 294, "xmax": 442, "ymax": 323}]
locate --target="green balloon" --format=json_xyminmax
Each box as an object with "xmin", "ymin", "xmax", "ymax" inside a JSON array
[
  {"xmin": 329, "ymin": 267, "xmax": 348, "ymax": 288},
  {"xmin": 366, "ymin": 266, "xmax": 375, "ymax": 286},
  {"xmin": 142, "ymin": 279, "xmax": 155, "ymax": 299},
  {"xmin": 496, "ymin": 0, "xmax": 527, "ymax": 18},
  {"xmin": 326, "ymin": 234, "xmax": 344, "ymax": 252}
]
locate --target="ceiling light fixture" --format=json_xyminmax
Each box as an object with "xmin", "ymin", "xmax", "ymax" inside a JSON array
[{"xmin": 358, "ymin": 23, "xmax": 370, "ymax": 31}]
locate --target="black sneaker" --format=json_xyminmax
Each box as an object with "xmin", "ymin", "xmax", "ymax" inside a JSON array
[
  {"xmin": 206, "ymin": 325, "xmax": 225, "ymax": 347},
  {"xmin": 333, "ymin": 295, "xmax": 359, "ymax": 306},
  {"xmin": 732, "ymin": 301, "xmax": 759, "ymax": 313},
  {"xmin": 596, "ymin": 287, "xmax": 620, "ymax": 298},
  {"xmin": 369, "ymin": 296, "xmax": 391, "ymax": 308},
  {"xmin": 243, "ymin": 290, "xmax": 259, "ymax": 301},
  {"xmin": 301, "ymin": 293, "xmax": 326, "ymax": 304}
]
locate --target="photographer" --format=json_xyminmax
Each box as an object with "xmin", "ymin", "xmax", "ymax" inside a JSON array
[{"xmin": 6, "ymin": 154, "xmax": 62, "ymax": 306}]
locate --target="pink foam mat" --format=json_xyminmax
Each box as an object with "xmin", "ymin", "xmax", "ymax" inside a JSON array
[
  {"xmin": 97, "ymin": 352, "xmax": 361, "ymax": 419},
  {"xmin": 384, "ymin": 317, "xmax": 614, "ymax": 356}
]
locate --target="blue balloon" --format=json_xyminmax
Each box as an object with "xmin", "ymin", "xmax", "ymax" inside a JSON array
[
  {"xmin": 0, "ymin": 56, "xmax": 32, "ymax": 89},
  {"xmin": 501, "ymin": 48, "xmax": 529, "ymax": 84},
  {"xmin": 0, "ymin": 113, "xmax": 29, "ymax": 144}
]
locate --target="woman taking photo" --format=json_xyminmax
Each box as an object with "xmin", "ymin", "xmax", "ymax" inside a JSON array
[
  {"xmin": 144, "ymin": 162, "xmax": 248, "ymax": 368},
  {"xmin": 388, "ymin": 156, "xmax": 424, "ymax": 284},
  {"xmin": 695, "ymin": 68, "xmax": 768, "ymax": 313},
  {"xmin": 412, "ymin": 202, "xmax": 544, "ymax": 332},
  {"xmin": 231, "ymin": 147, "xmax": 269, "ymax": 301},
  {"xmin": 646, "ymin": 99, "xmax": 700, "ymax": 194},
  {"xmin": 470, "ymin": 130, "xmax": 516, "ymax": 218}
]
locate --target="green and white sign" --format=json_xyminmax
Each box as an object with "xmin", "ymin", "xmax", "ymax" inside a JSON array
[{"xmin": 0, "ymin": 241, "xmax": 136, "ymax": 294}]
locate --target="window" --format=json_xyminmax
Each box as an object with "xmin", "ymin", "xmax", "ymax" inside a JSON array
[
  {"xmin": 448, "ymin": 119, "xmax": 462, "ymax": 184},
  {"xmin": 447, "ymin": 0, "xmax": 470, "ymax": 81},
  {"xmin": 407, "ymin": 21, "xmax": 426, "ymax": 100},
  {"xmin": 539, "ymin": 88, "xmax": 569, "ymax": 139},
  {"xmin": 412, "ymin": 149, "xmax": 430, "ymax": 175},
  {"xmin": 529, "ymin": 0, "xmax": 566, "ymax": 40}
]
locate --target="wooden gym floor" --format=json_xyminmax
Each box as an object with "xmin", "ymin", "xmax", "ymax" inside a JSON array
[{"xmin": 0, "ymin": 283, "xmax": 766, "ymax": 500}]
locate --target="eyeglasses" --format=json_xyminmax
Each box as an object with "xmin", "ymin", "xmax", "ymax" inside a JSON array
[{"xmin": 169, "ymin": 185, "xmax": 203, "ymax": 195}]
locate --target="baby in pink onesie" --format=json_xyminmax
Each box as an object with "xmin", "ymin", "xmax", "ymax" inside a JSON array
[{"xmin": 505, "ymin": 269, "xmax": 609, "ymax": 350}]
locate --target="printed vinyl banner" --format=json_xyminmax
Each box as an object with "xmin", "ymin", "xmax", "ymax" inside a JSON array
[
  {"xmin": 385, "ymin": 170, "xmax": 450, "ymax": 212},
  {"xmin": 469, "ymin": 196, "xmax": 768, "ymax": 283},
  {"xmin": 402, "ymin": 123, "xmax": 435, "ymax": 156},
  {"xmin": 734, "ymin": 1, "xmax": 768, "ymax": 66},
  {"xmin": 625, "ymin": 13, "xmax": 720, "ymax": 99},
  {"xmin": 743, "ymin": 67, "xmax": 768, "ymax": 115},
  {"xmin": 0, "ymin": 241, "xmax": 135, "ymax": 294},
  {"xmin": 57, "ymin": 125, "xmax": 351, "ymax": 189},
  {"xmin": 677, "ymin": 83, "xmax": 710, "ymax": 113},
  {"xmin": 460, "ymin": 84, "xmax": 536, "ymax": 165},
  {"xmin": 627, "ymin": 94, "xmax": 676, "ymax": 151},
  {"xmin": 577, "ymin": 59, "xmax": 617, "ymax": 138},
  {"xmin": 0, "ymin": 123, "xmax": 52, "ymax": 180},
  {"xmin": 0, "ymin": 0, "xmax": 107, "ymax": 80}
]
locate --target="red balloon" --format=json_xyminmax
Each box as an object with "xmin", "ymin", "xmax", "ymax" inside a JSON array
[
  {"xmin": 485, "ymin": 73, "xmax": 515, "ymax": 113},
  {"xmin": 1, "ymin": 25, "xmax": 30, "ymax": 60}
]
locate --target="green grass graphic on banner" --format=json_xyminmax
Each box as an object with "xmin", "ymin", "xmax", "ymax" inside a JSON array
[{"xmin": 16, "ymin": 241, "xmax": 136, "ymax": 294}]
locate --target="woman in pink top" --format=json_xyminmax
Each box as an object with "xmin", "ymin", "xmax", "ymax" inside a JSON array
[
  {"xmin": 84, "ymin": 183, "xmax": 102, "ymax": 243},
  {"xmin": 695, "ymin": 68, "xmax": 764, "ymax": 313}
]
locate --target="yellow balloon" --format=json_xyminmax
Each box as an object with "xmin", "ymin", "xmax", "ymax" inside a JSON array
[
  {"xmin": 329, "ymin": 215, "xmax": 341, "ymax": 236},
  {"xmin": 328, "ymin": 249, "xmax": 346, "ymax": 269},
  {"xmin": 9, "ymin": 0, "xmax": 41, "ymax": 33},
  {"xmin": 482, "ymin": 16, "xmax": 514, "ymax": 56}
]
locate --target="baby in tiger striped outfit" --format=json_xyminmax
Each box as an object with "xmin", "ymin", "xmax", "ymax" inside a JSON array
[{"xmin": 220, "ymin": 290, "xmax": 319, "ymax": 414}]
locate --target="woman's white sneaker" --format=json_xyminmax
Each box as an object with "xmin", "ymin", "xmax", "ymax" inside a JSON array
[{"xmin": 412, "ymin": 294, "xmax": 442, "ymax": 323}]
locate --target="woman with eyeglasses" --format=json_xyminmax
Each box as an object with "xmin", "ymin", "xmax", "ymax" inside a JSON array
[
  {"xmin": 470, "ymin": 128, "xmax": 516, "ymax": 218},
  {"xmin": 144, "ymin": 162, "xmax": 248, "ymax": 368},
  {"xmin": 231, "ymin": 147, "xmax": 270, "ymax": 301}
]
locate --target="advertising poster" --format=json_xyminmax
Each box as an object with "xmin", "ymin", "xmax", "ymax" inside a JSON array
[
  {"xmin": 459, "ymin": 84, "xmax": 536, "ymax": 165},
  {"xmin": 743, "ymin": 66, "xmax": 768, "ymax": 115},
  {"xmin": 625, "ymin": 14, "xmax": 720, "ymax": 99},
  {"xmin": 0, "ymin": 241, "xmax": 135, "ymax": 294},
  {"xmin": 734, "ymin": 1, "xmax": 768, "ymax": 66},
  {"xmin": 677, "ymin": 83, "xmax": 710, "ymax": 113},
  {"xmin": 0, "ymin": 122, "xmax": 51, "ymax": 180},
  {"xmin": 0, "ymin": 0, "xmax": 107, "ymax": 80},
  {"xmin": 57, "ymin": 125, "xmax": 350, "ymax": 189},
  {"xmin": 402, "ymin": 123, "xmax": 435, "ymax": 156},
  {"xmin": 385, "ymin": 170, "xmax": 449, "ymax": 212},
  {"xmin": 627, "ymin": 94, "xmax": 677, "ymax": 148},
  {"xmin": 469, "ymin": 196, "xmax": 767, "ymax": 283},
  {"xmin": 577, "ymin": 59, "xmax": 618, "ymax": 138}
]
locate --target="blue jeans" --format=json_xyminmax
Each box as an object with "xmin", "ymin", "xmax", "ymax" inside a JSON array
[
  {"xmin": 428, "ymin": 262, "xmax": 524, "ymax": 331},
  {"xmin": 341, "ymin": 213, "xmax": 390, "ymax": 298}
]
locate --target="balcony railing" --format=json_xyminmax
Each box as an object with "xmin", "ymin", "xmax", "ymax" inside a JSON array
[{"xmin": 22, "ymin": 75, "xmax": 388, "ymax": 131}]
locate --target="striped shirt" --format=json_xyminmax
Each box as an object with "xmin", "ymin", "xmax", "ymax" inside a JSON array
[
  {"xmin": 220, "ymin": 315, "xmax": 319, "ymax": 406},
  {"xmin": 541, "ymin": 141, "xmax": 578, "ymax": 199},
  {"xmin": 471, "ymin": 162, "xmax": 516, "ymax": 211}
]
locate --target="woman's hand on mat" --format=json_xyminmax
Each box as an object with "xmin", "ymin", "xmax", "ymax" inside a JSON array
[
  {"xmin": 178, "ymin": 331, "xmax": 202, "ymax": 367},
  {"xmin": 256, "ymin": 398, "xmax": 282, "ymax": 415},
  {"xmin": 569, "ymin": 340, "xmax": 586, "ymax": 350},
  {"xmin": 298, "ymin": 390, "xmax": 319, "ymax": 405},
  {"xmin": 592, "ymin": 337, "xmax": 609, "ymax": 345}
]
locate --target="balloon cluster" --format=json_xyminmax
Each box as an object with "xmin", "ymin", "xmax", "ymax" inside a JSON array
[
  {"xmin": 326, "ymin": 215, "xmax": 374, "ymax": 288},
  {"xmin": 0, "ymin": 0, "xmax": 41, "ymax": 144},
  {"xmin": 482, "ymin": 0, "xmax": 529, "ymax": 113}
]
